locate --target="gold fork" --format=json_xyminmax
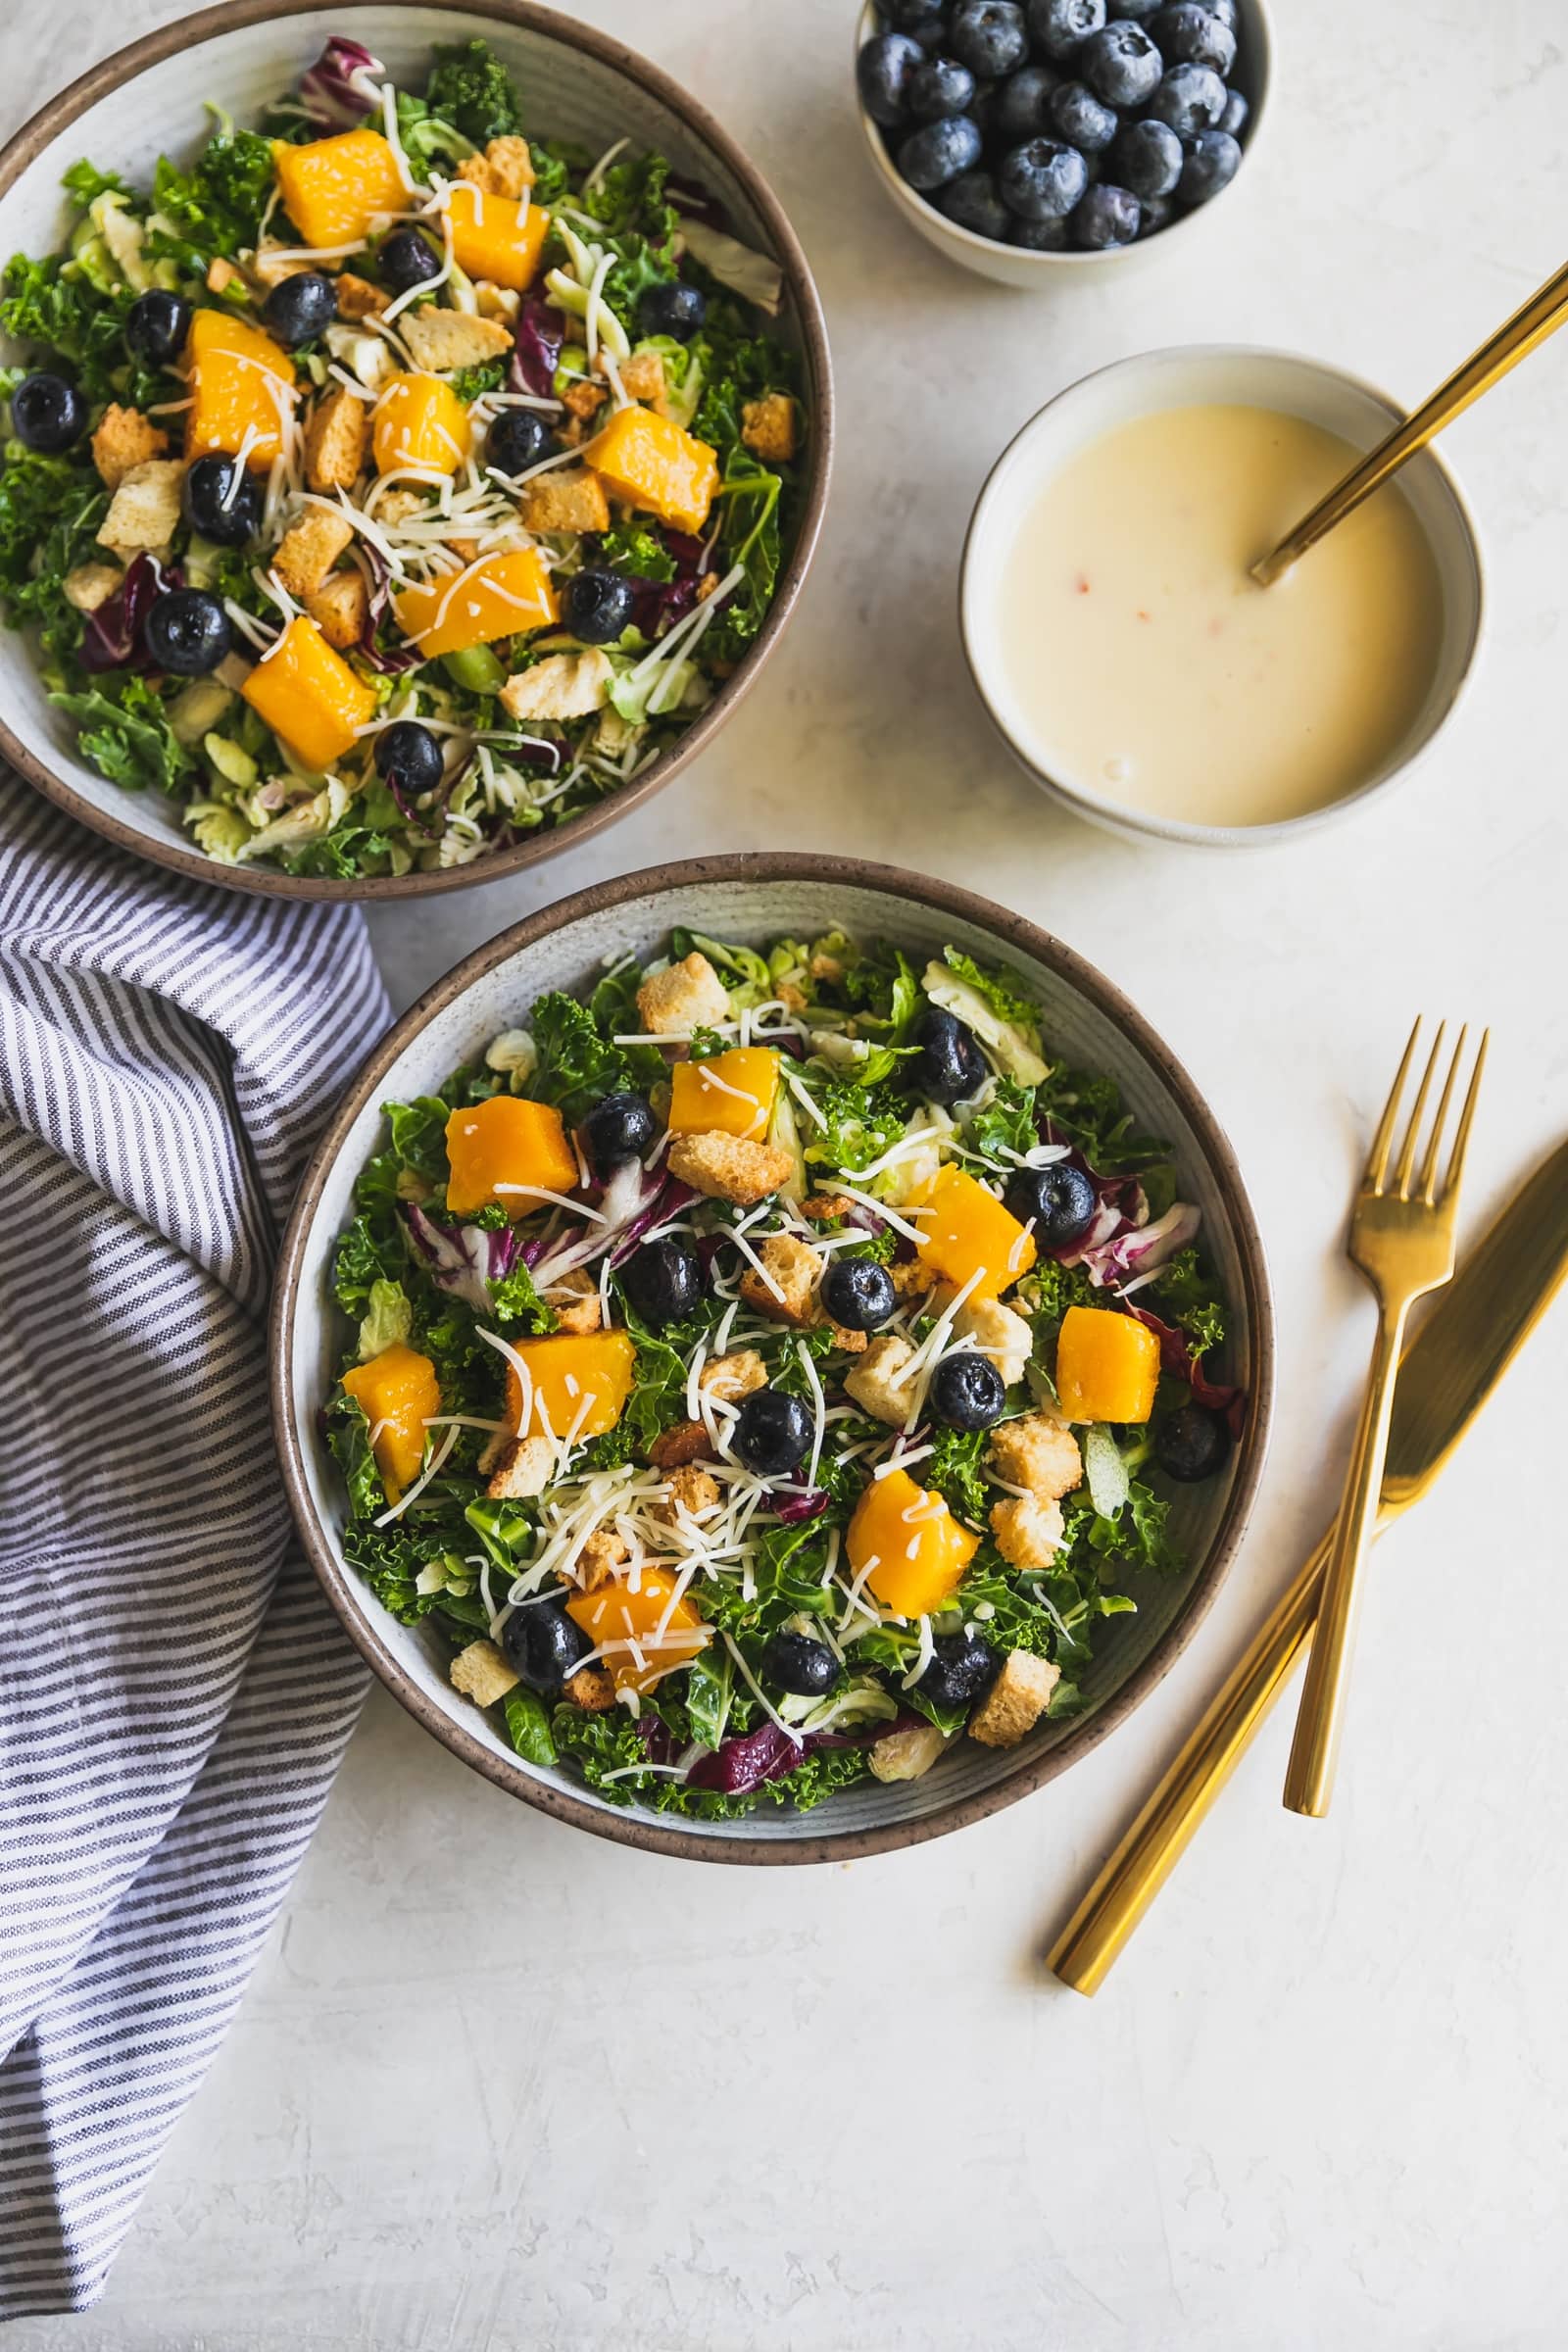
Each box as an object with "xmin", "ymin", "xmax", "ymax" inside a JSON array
[{"xmin": 1283, "ymin": 1019, "xmax": 1489, "ymax": 1817}]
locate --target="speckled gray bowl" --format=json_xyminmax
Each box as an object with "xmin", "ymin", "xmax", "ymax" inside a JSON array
[{"xmin": 271, "ymin": 855, "xmax": 1274, "ymax": 1862}]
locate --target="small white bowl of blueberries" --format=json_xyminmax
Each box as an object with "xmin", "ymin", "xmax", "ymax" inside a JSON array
[{"xmin": 855, "ymin": 0, "xmax": 1270, "ymax": 282}]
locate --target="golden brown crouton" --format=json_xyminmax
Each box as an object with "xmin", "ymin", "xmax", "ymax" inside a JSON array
[
  {"xmin": 305, "ymin": 386, "xmax": 369, "ymax": 492},
  {"xmin": 951, "ymin": 1296, "xmax": 1033, "ymax": 1388},
  {"xmin": 448, "ymin": 537, "xmax": 482, "ymax": 564},
  {"xmin": 987, "ymin": 1413, "xmax": 1082, "ymax": 1501},
  {"xmin": 808, "ymin": 951, "xmax": 845, "ymax": 982},
  {"xmin": 450, "ymin": 1639, "xmax": 519, "ymax": 1708},
  {"xmin": 252, "ymin": 246, "xmax": 311, "ymax": 288},
  {"xmin": 665, "ymin": 1132, "xmax": 796, "ymax": 1208},
  {"xmin": 655, "ymin": 1464, "xmax": 720, "ymax": 1527},
  {"xmin": 272, "ymin": 505, "xmax": 355, "ymax": 600},
  {"xmin": 485, "ymin": 1432, "xmax": 554, "ymax": 1501},
  {"xmin": 304, "ymin": 567, "xmax": 369, "ymax": 651},
  {"xmin": 649, "ymin": 1420, "xmax": 713, "ymax": 1469},
  {"xmin": 888, "ymin": 1255, "xmax": 934, "ymax": 1301},
  {"xmin": 822, "ymin": 1315, "xmax": 868, "ymax": 1356},
  {"xmin": 91, "ymin": 404, "xmax": 169, "ymax": 490},
  {"xmin": 800, "ymin": 1193, "xmax": 857, "ymax": 1224},
  {"xmin": 564, "ymin": 1662, "xmax": 616, "ymax": 1710},
  {"xmin": 96, "ymin": 460, "xmax": 185, "ymax": 556},
  {"xmin": 635, "ymin": 953, "xmax": 731, "ymax": 1036},
  {"xmin": 498, "ymin": 651, "xmax": 614, "ymax": 724},
  {"xmin": 869, "ymin": 1721, "xmax": 949, "ymax": 1783},
  {"xmin": 547, "ymin": 1268, "xmax": 603, "ymax": 1337},
  {"xmin": 741, "ymin": 392, "xmax": 798, "ymax": 464},
  {"xmin": 563, "ymin": 379, "xmax": 609, "ymax": 423},
  {"xmin": 335, "ymin": 270, "xmax": 389, "ymax": 318},
  {"xmin": 63, "ymin": 562, "xmax": 123, "ymax": 614},
  {"xmin": 697, "ymin": 1349, "xmax": 768, "ymax": 1405},
  {"xmin": 375, "ymin": 487, "xmax": 429, "ymax": 528},
  {"xmin": 485, "ymin": 135, "xmax": 535, "ymax": 197},
  {"xmin": 613, "ymin": 349, "xmax": 666, "ymax": 405},
  {"xmin": 515, "ymin": 466, "xmax": 612, "ymax": 533},
  {"xmin": 842, "ymin": 1334, "xmax": 916, "ymax": 1427},
  {"xmin": 989, "ymin": 1494, "xmax": 1065, "ymax": 1572},
  {"xmin": 739, "ymin": 1232, "xmax": 822, "ymax": 1327},
  {"xmin": 400, "ymin": 306, "xmax": 514, "ymax": 374},
  {"xmin": 572, "ymin": 1529, "xmax": 629, "ymax": 1592},
  {"xmin": 206, "ymin": 255, "xmax": 245, "ymax": 296},
  {"xmin": 968, "ymin": 1650, "xmax": 1060, "ymax": 1748}
]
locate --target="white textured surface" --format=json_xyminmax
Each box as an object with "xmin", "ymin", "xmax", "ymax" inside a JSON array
[{"xmin": 12, "ymin": 0, "xmax": 1568, "ymax": 2343}]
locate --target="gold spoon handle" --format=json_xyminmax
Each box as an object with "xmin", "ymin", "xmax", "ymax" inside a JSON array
[{"xmin": 1251, "ymin": 256, "xmax": 1568, "ymax": 585}]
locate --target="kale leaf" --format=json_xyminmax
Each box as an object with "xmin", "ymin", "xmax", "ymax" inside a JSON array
[{"xmin": 425, "ymin": 39, "xmax": 524, "ymax": 145}]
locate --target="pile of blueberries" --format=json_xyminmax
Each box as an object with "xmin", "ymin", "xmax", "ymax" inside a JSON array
[{"xmin": 858, "ymin": 0, "xmax": 1250, "ymax": 253}]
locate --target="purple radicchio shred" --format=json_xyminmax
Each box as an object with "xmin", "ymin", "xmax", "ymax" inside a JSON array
[
  {"xmin": 297, "ymin": 37, "xmax": 386, "ymax": 129},
  {"xmin": 357, "ymin": 545, "xmax": 423, "ymax": 674},
  {"xmin": 608, "ymin": 1176, "xmax": 702, "ymax": 1269},
  {"xmin": 685, "ymin": 1720, "xmax": 805, "ymax": 1794},
  {"xmin": 637, "ymin": 1716, "xmax": 682, "ymax": 1767},
  {"xmin": 511, "ymin": 295, "xmax": 568, "ymax": 400},
  {"xmin": 402, "ymin": 1203, "xmax": 498, "ymax": 1314},
  {"xmin": 625, "ymin": 528, "xmax": 713, "ymax": 642},
  {"xmin": 1124, "ymin": 1300, "xmax": 1245, "ymax": 1435},
  {"xmin": 80, "ymin": 553, "xmax": 176, "ymax": 673},
  {"xmin": 771, "ymin": 1488, "xmax": 830, "ymax": 1525}
]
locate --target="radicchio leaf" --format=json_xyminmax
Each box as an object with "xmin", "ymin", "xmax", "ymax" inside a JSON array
[
  {"xmin": 298, "ymin": 37, "xmax": 386, "ymax": 129},
  {"xmin": 771, "ymin": 1488, "xmax": 830, "ymax": 1525},
  {"xmin": 1123, "ymin": 1300, "xmax": 1245, "ymax": 1436},
  {"xmin": 80, "ymin": 554, "xmax": 174, "ymax": 673},
  {"xmin": 685, "ymin": 1720, "xmax": 804, "ymax": 1794},
  {"xmin": 511, "ymin": 294, "xmax": 568, "ymax": 400},
  {"xmin": 403, "ymin": 1203, "xmax": 504, "ymax": 1313}
]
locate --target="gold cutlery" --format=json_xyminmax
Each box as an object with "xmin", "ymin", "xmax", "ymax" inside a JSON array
[
  {"xmin": 1283, "ymin": 1019, "xmax": 1487, "ymax": 1816},
  {"xmin": 1252, "ymin": 255, "xmax": 1568, "ymax": 585},
  {"xmin": 1049, "ymin": 1130, "xmax": 1568, "ymax": 1997}
]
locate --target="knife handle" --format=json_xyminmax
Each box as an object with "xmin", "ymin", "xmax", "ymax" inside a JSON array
[{"xmin": 1049, "ymin": 1522, "xmax": 1357, "ymax": 1995}]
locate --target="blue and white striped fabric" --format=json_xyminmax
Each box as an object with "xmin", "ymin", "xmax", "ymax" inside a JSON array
[{"xmin": 0, "ymin": 789, "xmax": 386, "ymax": 2319}]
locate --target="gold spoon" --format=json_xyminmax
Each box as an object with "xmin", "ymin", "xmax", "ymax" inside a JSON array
[{"xmin": 1251, "ymin": 256, "xmax": 1568, "ymax": 586}]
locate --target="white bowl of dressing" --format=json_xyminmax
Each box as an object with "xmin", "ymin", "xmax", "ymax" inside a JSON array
[{"xmin": 959, "ymin": 346, "xmax": 1485, "ymax": 848}]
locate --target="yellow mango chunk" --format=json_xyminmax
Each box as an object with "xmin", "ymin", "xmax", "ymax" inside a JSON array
[
  {"xmin": 565, "ymin": 1567, "xmax": 709, "ymax": 1693},
  {"xmin": 848, "ymin": 1467, "xmax": 979, "ymax": 1620},
  {"xmin": 583, "ymin": 406, "xmax": 720, "ymax": 535},
  {"xmin": 913, "ymin": 1165, "xmax": 1037, "ymax": 1303},
  {"xmin": 394, "ymin": 547, "xmax": 559, "ymax": 656},
  {"xmin": 273, "ymin": 127, "xmax": 408, "ymax": 250},
  {"xmin": 371, "ymin": 371, "xmax": 472, "ymax": 476},
  {"xmin": 1055, "ymin": 1306, "xmax": 1161, "ymax": 1426},
  {"xmin": 240, "ymin": 614, "xmax": 376, "ymax": 771},
  {"xmin": 445, "ymin": 181, "xmax": 550, "ymax": 292},
  {"xmin": 504, "ymin": 1331, "xmax": 638, "ymax": 1445},
  {"xmin": 185, "ymin": 307, "xmax": 296, "ymax": 468},
  {"xmin": 666, "ymin": 1049, "xmax": 779, "ymax": 1142},
  {"xmin": 341, "ymin": 1342, "xmax": 440, "ymax": 1499},
  {"xmin": 445, "ymin": 1096, "xmax": 578, "ymax": 1217}
]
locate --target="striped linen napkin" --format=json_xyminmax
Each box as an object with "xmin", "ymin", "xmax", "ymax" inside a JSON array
[{"xmin": 0, "ymin": 789, "xmax": 388, "ymax": 2319}]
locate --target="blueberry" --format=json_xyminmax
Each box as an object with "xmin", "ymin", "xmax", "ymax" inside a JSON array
[
  {"xmin": 377, "ymin": 228, "xmax": 444, "ymax": 295},
  {"xmin": 261, "ymin": 269, "xmax": 335, "ymax": 349},
  {"xmin": 500, "ymin": 1598, "xmax": 592, "ymax": 1691},
  {"xmin": 909, "ymin": 1004, "xmax": 986, "ymax": 1102},
  {"xmin": 145, "ymin": 589, "xmax": 230, "ymax": 677},
  {"xmin": 880, "ymin": 0, "xmax": 946, "ymax": 26},
  {"xmin": 896, "ymin": 114, "xmax": 984, "ymax": 188},
  {"xmin": 930, "ymin": 1352, "xmax": 1007, "ymax": 1431},
  {"xmin": 637, "ymin": 279, "xmax": 708, "ymax": 341},
  {"xmin": 125, "ymin": 289, "xmax": 191, "ymax": 368},
  {"xmin": 581, "ymin": 1091, "xmax": 657, "ymax": 1178},
  {"xmin": 1178, "ymin": 126, "xmax": 1241, "ymax": 203},
  {"xmin": 11, "ymin": 372, "xmax": 87, "ymax": 454},
  {"xmin": 859, "ymin": 30, "xmax": 927, "ymax": 122},
  {"xmin": 1073, "ymin": 181, "xmax": 1140, "ymax": 243},
  {"xmin": 1137, "ymin": 190, "xmax": 1176, "ymax": 235},
  {"xmin": 181, "ymin": 453, "xmax": 261, "ymax": 548},
  {"xmin": 485, "ymin": 407, "xmax": 555, "ymax": 476},
  {"xmin": 1079, "ymin": 21, "xmax": 1163, "ymax": 105},
  {"xmin": 564, "ymin": 566, "xmax": 635, "ymax": 644},
  {"xmin": 733, "ymin": 1388, "xmax": 812, "ymax": 1478},
  {"xmin": 1003, "ymin": 1160, "xmax": 1098, "ymax": 1247},
  {"xmin": 1107, "ymin": 0, "xmax": 1162, "ymax": 15},
  {"xmin": 1218, "ymin": 85, "xmax": 1250, "ymax": 136},
  {"xmin": 917, "ymin": 1628, "xmax": 1000, "ymax": 1710},
  {"xmin": 820, "ymin": 1255, "xmax": 898, "ymax": 1333},
  {"xmin": 949, "ymin": 0, "xmax": 1029, "ymax": 75},
  {"xmin": 373, "ymin": 719, "xmax": 444, "ymax": 795},
  {"xmin": 938, "ymin": 169, "xmax": 1011, "ymax": 238},
  {"xmin": 1027, "ymin": 0, "xmax": 1106, "ymax": 59},
  {"xmin": 909, "ymin": 54, "xmax": 977, "ymax": 118},
  {"xmin": 992, "ymin": 62, "xmax": 1061, "ymax": 138},
  {"xmin": 1206, "ymin": 0, "xmax": 1237, "ymax": 23},
  {"xmin": 908, "ymin": 17, "xmax": 956, "ymax": 50},
  {"xmin": 1049, "ymin": 79, "xmax": 1119, "ymax": 150},
  {"xmin": 1148, "ymin": 60, "xmax": 1227, "ymax": 133},
  {"xmin": 620, "ymin": 1235, "xmax": 704, "ymax": 1328},
  {"xmin": 1009, "ymin": 212, "xmax": 1072, "ymax": 247},
  {"xmin": 759, "ymin": 1629, "xmax": 842, "ymax": 1696},
  {"xmin": 1153, "ymin": 1401, "xmax": 1230, "ymax": 1482},
  {"xmin": 998, "ymin": 135, "xmax": 1089, "ymax": 218},
  {"xmin": 1109, "ymin": 115, "xmax": 1183, "ymax": 197},
  {"xmin": 1153, "ymin": 3, "xmax": 1236, "ymax": 72}
]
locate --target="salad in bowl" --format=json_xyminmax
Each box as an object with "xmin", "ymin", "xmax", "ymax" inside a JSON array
[
  {"xmin": 323, "ymin": 920, "xmax": 1245, "ymax": 1824},
  {"xmin": 0, "ymin": 33, "xmax": 805, "ymax": 880}
]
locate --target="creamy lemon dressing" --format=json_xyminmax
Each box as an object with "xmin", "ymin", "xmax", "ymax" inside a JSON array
[{"xmin": 995, "ymin": 403, "xmax": 1446, "ymax": 829}]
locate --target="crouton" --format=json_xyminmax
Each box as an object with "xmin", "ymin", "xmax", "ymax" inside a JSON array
[
  {"xmin": 304, "ymin": 567, "xmax": 369, "ymax": 651},
  {"xmin": 484, "ymin": 135, "xmax": 535, "ymax": 197},
  {"xmin": 305, "ymin": 386, "xmax": 369, "ymax": 492},
  {"xmin": 774, "ymin": 977, "xmax": 807, "ymax": 1014},
  {"xmin": 968, "ymin": 1650, "xmax": 1060, "ymax": 1748},
  {"xmin": 375, "ymin": 488, "xmax": 428, "ymax": 527},
  {"xmin": 96, "ymin": 459, "xmax": 185, "ymax": 556},
  {"xmin": 547, "ymin": 1268, "xmax": 603, "ymax": 1337},
  {"xmin": 206, "ymin": 256, "xmax": 245, "ymax": 296},
  {"xmin": 888, "ymin": 1255, "xmax": 934, "ymax": 1301},
  {"xmin": 450, "ymin": 1639, "xmax": 519, "ymax": 1708},
  {"xmin": 516, "ymin": 466, "xmax": 612, "ymax": 534},
  {"xmin": 951, "ymin": 1296, "xmax": 1033, "ymax": 1389},
  {"xmin": 635, "ymin": 952, "xmax": 731, "ymax": 1036},
  {"xmin": 564, "ymin": 1662, "xmax": 616, "ymax": 1710},
  {"xmin": 613, "ymin": 349, "xmax": 666, "ymax": 404},
  {"xmin": 739, "ymin": 1232, "xmax": 822, "ymax": 1328},
  {"xmin": 475, "ymin": 280, "xmax": 520, "ymax": 323},
  {"xmin": 843, "ymin": 1334, "xmax": 917, "ymax": 1427},
  {"xmin": 987, "ymin": 1413, "xmax": 1082, "ymax": 1501},
  {"xmin": 801, "ymin": 1193, "xmax": 857, "ymax": 1223},
  {"xmin": 665, "ymin": 1132, "xmax": 796, "ymax": 1208},
  {"xmin": 869, "ymin": 1721, "xmax": 950, "ymax": 1783},
  {"xmin": 563, "ymin": 379, "xmax": 608, "ymax": 422},
  {"xmin": 252, "ymin": 246, "xmax": 311, "ymax": 288},
  {"xmin": 741, "ymin": 392, "xmax": 798, "ymax": 464},
  {"xmin": 989, "ymin": 1493, "xmax": 1065, "ymax": 1572},
  {"xmin": 649, "ymin": 1420, "xmax": 712, "ymax": 1468},
  {"xmin": 485, "ymin": 1432, "xmax": 554, "ymax": 1501},
  {"xmin": 63, "ymin": 563, "xmax": 123, "ymax": 614},
  {"xmin": 572, "ymin": 1528, "xmax": 629, "ymax": 1592},
  {"xmin": 822, "ymin": 1314, "xmax": 868, "ymax": 1355},
  {"xmin": 335, "ymin": 270, "xmax": 388, "ymax": 318},
  {"xmin": 271, "ymin": 505, "xmax": 355, "ymax": 600},
  {"xmin": 91, "ymin": 402, "xmax": 169, "ymax": 489},
  {"xmin": 655, "ymin": 1464, "xmax": 720, "ymax": 1527},
  {"xmin": 808, "ymin": 951, "xmax": 845, "ymax": 982},
  {"xmin": 698, "ymin": 1349, "xmax": 768, "ymax": 1405},
  {"xmin": 449, "ymin": 537, "xmax": 481, "ymax": 564},
  {"xmin": 498, "ymin": 650, "xmax": 614, "ymax": 724},
  {"xmin": 400, "ymin": 305, "xmax": 514, "ymax": 374}
]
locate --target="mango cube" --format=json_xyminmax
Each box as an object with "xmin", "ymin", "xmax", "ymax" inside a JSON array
[
  {"xmin": 1054, "ymin": 1306, "xmax": 1161, "ymax": 1426},
  {"xmin": 394, "ymin": 547, "xmax": 558, "ymax": 656},
  {"xmin": 848, "ymin": 1467, "xmax": 979, "ymax": 1620},
  {"xmin": 372, "ymin": 371, "xmax": 472, "ymax": 477},
  {"xmin": 445, "ymin": 1096, "xmax": 578, "ymax": 1217},
  {"xmin": 273, "ymin": 128, "xmax": 408, "ymax": 250},
  {"xmin": 504, "ymin": 1331, "xmax": 638, "ymax": 1445},
  {"xmin": 913, "ymin": 1165, "xmax": 1037, "ymax": 1302},
  {"xmin": 583, "ymin": 406, "xmax": 720, "ymax": 535},
  {"xmin": 185, "ymin": 307, "xmax": 296, "ymax": 468},
  {"xmin": 565, "ymin": 1566, "xmax": 709, "ymax": 1693},
  {"xmin": 667, "ymin": 1048, "xmax": 779, "ymax": 1142},
  {"xmin": 445, "ymin": 182, "xmax": 550, "ymax": 292},
  {"xmin": 341, "ymin": 1342, "xmax": 440, "ymax": 1498},
  {"xmin": 240, "ymin": 614, "xmax": 376, "ymax": 771}
]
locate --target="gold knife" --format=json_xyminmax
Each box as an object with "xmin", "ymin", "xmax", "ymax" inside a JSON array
[{"xmin": 1049, "ymin": 1137, "xmax": 1568, "ymax": 1996}]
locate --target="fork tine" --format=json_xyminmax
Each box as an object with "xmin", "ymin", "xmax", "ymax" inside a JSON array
[
  {"xmin": 1365, "ymin": 1017, "xmax": 1422, "ymax": 1192},
  {"xmin": 1415, "ymin": 1023, "xmax": 1467, "ymax": 1202},
  {"xmin": 1441, "ymin": 1027, "xmax": 1490, "ymax": 1203},
  {"xmin": 1394, "ymin": 1020, "xmax": 1446, "ymax": 1198}
]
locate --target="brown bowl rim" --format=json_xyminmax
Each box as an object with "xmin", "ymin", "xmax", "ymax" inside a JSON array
[
  {"xmin": 270, "ymin": 851, "xmax": 1277, "ymax": 1864},
  {"xmin": 0, "ymin": 0, "xmax": 834, "ymax": 902}
]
